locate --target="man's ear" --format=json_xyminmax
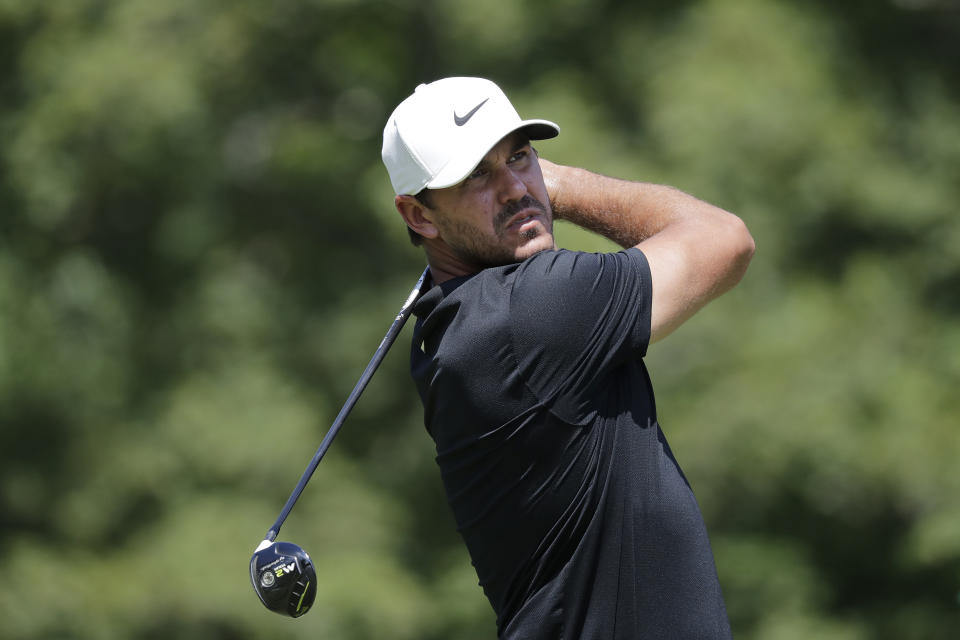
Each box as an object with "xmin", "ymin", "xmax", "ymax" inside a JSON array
[{"xmin": 395, "ymin": 195, "xmax": 440, "ymax": 240}]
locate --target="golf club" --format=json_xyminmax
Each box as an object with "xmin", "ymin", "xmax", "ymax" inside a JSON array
[{"xmin": 250, "ymin": 266, "xmax": 430, "ymax": 617}]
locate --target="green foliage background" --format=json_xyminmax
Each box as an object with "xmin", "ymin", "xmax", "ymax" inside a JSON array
[{"xmin": 1, "ymin": 0, "xmax": 958, "ymax": 638}]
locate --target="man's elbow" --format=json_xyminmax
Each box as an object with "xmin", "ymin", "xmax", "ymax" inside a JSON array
[{"xmin": 720, "ymin": 215, "xmax": 756, "ymax": 290}]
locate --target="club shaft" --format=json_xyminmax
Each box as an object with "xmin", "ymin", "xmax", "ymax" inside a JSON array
[{"xmin": 265, "ymin": 267, "xmax": 429, "ymax": 542}]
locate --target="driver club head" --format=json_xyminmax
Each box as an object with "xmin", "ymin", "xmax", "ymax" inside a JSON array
[{"xmin": 250, "ymin": 540, "xmax": 317, "ymax": 617}]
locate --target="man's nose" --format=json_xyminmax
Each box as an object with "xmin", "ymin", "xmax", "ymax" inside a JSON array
[{"xmin": 495, "ymin": 166, "xmax": 528, "ymax": 203}]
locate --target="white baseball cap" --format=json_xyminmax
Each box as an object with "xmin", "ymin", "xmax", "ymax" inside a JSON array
[{"xmin": 382, "ymin": 77, "xmax": 560, "ymax": 196}]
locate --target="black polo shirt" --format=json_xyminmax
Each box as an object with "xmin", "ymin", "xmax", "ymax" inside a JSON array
[{"xmin": 410, "ymin": 248, "xmax": 730, "ymax": 639}]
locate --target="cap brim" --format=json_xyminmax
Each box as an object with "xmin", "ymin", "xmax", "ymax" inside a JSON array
[{"xmin": 425, "ymin": 119, "xmax": 560, "ymax": 191}]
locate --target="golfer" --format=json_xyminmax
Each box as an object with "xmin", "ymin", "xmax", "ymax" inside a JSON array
[{"xmin": 382, "ymin": 77, "xmax": 754, "ymax": 639}]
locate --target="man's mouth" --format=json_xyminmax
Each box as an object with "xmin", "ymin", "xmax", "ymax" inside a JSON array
[
  {"xmin": 506, "ymin": 212, "xmax": 541, "ymax": 231},
  {"xmin": 495, "ymin": 195, "xmax": 549, "ymax": 235}
]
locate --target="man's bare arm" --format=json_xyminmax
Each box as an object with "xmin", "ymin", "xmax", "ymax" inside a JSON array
[{"xmin": 540, "ymin": 158, "xmax": 755, "ymax": 344}]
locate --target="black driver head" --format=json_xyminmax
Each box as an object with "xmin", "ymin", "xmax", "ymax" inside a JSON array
[{"xmin": 250, "ymin": 540, "xmax": 317, "ymax": 617}]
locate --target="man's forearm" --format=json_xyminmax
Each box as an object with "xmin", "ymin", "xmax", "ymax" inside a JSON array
[
  {"xmin": 539, "ymin": 157, "xmax": 755, "ymax": 343},
  {"xmin": 540, "ymin": 158, "xmax": 725, "ymax": 249}
]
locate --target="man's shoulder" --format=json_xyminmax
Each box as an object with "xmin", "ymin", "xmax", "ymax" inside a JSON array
[
  {"xmin": 512, "ymin": 247, "xmax": 648, "ymax": 290},
  {"xmin": 426, "ymin": 248, "xmax": 648, "ymax": 313}
]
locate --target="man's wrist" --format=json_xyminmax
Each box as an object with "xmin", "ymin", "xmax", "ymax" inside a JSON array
[{"xmin": 539, "ymin": 158, "xmax": 568, "ymax": 219}]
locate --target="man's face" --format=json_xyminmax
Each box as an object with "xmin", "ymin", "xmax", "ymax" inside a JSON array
[{"xmin": 424, "ymin": 132, "xmax": 555, "ymax": 269}]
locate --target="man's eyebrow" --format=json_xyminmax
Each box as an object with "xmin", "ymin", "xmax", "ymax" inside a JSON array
[
  {"xmin": 498, "ymin": 140, "xmax": 532, "ymax": 162},
  {"xmin": 511, "ymin": 133, "xmax": 532, "ymax": 150},
  {"xmin": 470, "ymin": 138, "xmax": 531, "ymax": 174}
]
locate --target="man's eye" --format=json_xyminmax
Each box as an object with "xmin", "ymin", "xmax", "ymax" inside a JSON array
[
  {"xmin": 509, "ymin": 150, "xmax": 528, "ymax": 163},
  {"xmin": 468, "ymin": 167, "xmax": 486, "ymax": 180}
]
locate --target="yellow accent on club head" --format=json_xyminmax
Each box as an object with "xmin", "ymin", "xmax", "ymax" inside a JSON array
[{"xmin": 296, "ymin": 580, "xmax": 311, "ymax": 613}]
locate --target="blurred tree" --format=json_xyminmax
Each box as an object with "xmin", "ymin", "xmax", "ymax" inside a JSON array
[{"xmin": 0, "ymin": 0, "xmax": 957, "ymax": 638}]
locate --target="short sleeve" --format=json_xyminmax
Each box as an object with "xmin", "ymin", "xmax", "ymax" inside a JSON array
[{"xmin": 508, "ymin": 248, "xmax": 652, "ymax": 423}]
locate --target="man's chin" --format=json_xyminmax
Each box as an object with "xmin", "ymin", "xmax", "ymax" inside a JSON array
[{"xmin": 514, "ymin": 233, "xmax": 556, "ymax": 261}]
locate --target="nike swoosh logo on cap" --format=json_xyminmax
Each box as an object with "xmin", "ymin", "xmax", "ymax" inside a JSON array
[{"xmin": 453, "ymin": 98, "xmax": 489, "ymax": 126}]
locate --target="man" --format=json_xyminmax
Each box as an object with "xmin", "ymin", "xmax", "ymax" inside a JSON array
[{"xmin": 381, "ymin": 77, "xmax": 754, "ymax": 639}]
